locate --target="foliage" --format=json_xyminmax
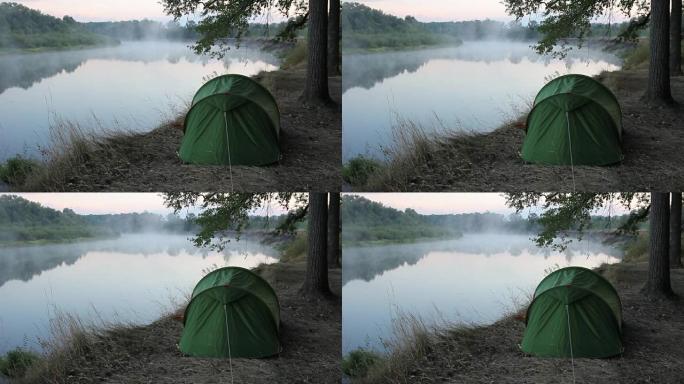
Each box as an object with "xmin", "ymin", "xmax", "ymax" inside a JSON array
[
  {"xmin": 163, "ymin": 193, "xmax": 308, "ymax": 250},
  {"xmin": 342, "ymin": 348, "xmax": 381, "ymax": 378},
  {"xmin": 342, "ymin": 156, "xmax": 382, "ymax": 186},
  {"xmin": 280, "ymin": 40, "xmax": 307, "ymax": 69},
  {"xmin": 161, "ymin": 0, "xmax": 307, "ymax": 57},
  {"xmin": 0, "ymin": 348, "xmax": 39, "ymax": 378},
  {"xmin": 0, "ymin": 2, "xmax": 114, "ymax": 49},
  {"xmin": 503, "ymin": 0, "xmax": 650, "ymax": 57},
  {"xmin": 280, "ymin": 232, "xmax": 307, "ymax": 263},
  {"xmin": 505, "ymin": 193, "xmax": 650, "ymax": 251},
  {"xmin": 0, "ymin": 156, "xmax": 40, "ymax": 186}
]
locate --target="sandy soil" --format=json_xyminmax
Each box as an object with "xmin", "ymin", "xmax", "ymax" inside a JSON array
[
  {"xmin": 52, "ymin": 263, "xmax": 341, "ymax": 384},
  {"xmin": 374, "ymin": 262, "xmax": 684, "ymax": 384},
  {"xmin": 29, "ymin": 66, "xmax": 341, "ymax": 192},
  {"xmin": 358, "ymin": 70, "xmax": 684, "ymax": 192}
]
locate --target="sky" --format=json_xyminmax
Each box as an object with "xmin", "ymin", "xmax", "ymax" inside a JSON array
[{"xmin": 15, "ymin": 0, "xmax": 286, "ymax": 23}]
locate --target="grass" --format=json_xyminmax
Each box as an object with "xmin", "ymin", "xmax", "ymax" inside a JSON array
[
  {"xmin": 343, "ymin": 114, "xmax": 457, "ymax": 190},
  {"xmin": 0, "ymin": 348, "xmax": 40, "ymax": 379},
  {"xmin": 279, "ymin": 231, "xmax": 307, "ymax": 263},
  {"xmin": 280, "ymin": 40, "xmax": 307, "ymax": 69},
  {"xmin": 621, "ymin": 40, "xmax": 684, "ymax": 70},
  {"xmin": 0, "ymin": 155, "xmax": 40, "ymax": 186}
]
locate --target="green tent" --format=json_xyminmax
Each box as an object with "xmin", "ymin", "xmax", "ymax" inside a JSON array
[
  {"xmin": 521, "ymin": 74, "xmax": 623, "ymax": 166},
  {"xmin": 179, "ymin": 266, "xmax": 281, "ymax": 358},
  {"xmin": 179, "ymin": 74, "xmax": 280, "ymax": 166},
  {"xmin": 521, "ymin": 266, "xmax": 623, "ymax": 358}
]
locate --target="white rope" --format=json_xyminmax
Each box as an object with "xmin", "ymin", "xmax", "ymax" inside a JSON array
[
  {"xmin": 224, "ymin": 111, "xmax": 234, "ymax": 193},
  {"xmin": 566, "ymin": 304, "xmax": 576, "ymax": 384},
  {"xmin": 566, "ymin": 111, "xmax": 576, "ymax": 193},
  {"xmin": 224, "ymin": 304, "xmax": 234, "ymax": 384}
]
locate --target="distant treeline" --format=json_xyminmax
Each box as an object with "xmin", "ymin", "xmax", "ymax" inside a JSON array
[
  {"xmin": 0, "ymin": 2, "xmax": 291, "ymax": 52},
  {"xmin": 0, "ymin": 195, "xmax": 197, "ymax": 244},
  {"xmin": 342, "ymin": 2, "xmax": 645, "ymax": 52}
]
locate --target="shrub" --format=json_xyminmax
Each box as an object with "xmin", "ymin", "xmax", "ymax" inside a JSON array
[
  {"xmin": 0, "ymin": 348, "xmax": 40, "ymax": 378},
  {"xmin": 342, "ymin": 156, "xmax": 382, "ymax": 186},
  {"xmin": 0, "ymin": 156, "xmax": 41, "ymax": 186},
  {"xmin": 342, "ymin": 349, "xmax": 381, "ymax": 378}
]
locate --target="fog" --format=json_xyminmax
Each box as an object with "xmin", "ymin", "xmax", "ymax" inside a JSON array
[
  {"xmin": 343, "ymin": 41, "xmax": 623, "ymax": 92},
  {"xmin": 0, "ymin": 41, "xmax": 279, "ymax": 95},
  {"xmin": 0, "ymin": 233, "xmax": 280, "ymax": 288},
  {"xmin": 342, "ymin": 233, "xmax": 623, "ymax": 285}
]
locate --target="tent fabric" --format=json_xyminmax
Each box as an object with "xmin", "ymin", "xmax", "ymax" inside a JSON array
[
  {"xmin": 521, "ymin": 74, "xmax": 623, "ymax": 166},
  {"xmin": 521, "ymin": 266, "xmax": 623, "ymax": 358},
  {"xmin": 179, "ymin": 74, "xmax": 280, "ymax": 166},
  {"xmin": 179, "ymin": 266, "xmax": 281, "ymax": 358}
]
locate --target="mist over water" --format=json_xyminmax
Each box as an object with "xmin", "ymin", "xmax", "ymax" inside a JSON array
[
  {"xmin": 342, "ymin": 233, "xmax": 622, "ymax": 354},
  {"xmin": 0, "ymin": 41, "xmax": 279, "ymax": 161},
  {"xmin": 0, "ymin": 233, "xmax": 279, "ymax": 354},
  {"xmin": 342, "ymin": 41, "xmax": 622, "ymax": 161}
]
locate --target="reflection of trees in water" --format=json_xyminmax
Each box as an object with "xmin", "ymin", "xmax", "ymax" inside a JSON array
[
  {"xmin": 0, "ymin": 41, "xmax": 280, "ymax": 95},
  {"xmin": 0, "ymin": 233, "xmax": 278, "ymax": 288},
  {"xmin": 342, "ymin": 42, "xmax": 622, "ymax": 92},
  {"xmin": 342, "ymin": 233, "xmax": 622, "ymax": 285}
]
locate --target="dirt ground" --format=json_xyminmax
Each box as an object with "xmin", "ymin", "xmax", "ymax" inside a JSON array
[
  {"xmin": 50, "ymin": 263, "xmax": 341, "ymax": 384},
  {"xmin": 379, "ymin": 262, "xmax": 684, "ymax": 384},
  {"xmin": 28, "ymin": 66, "xmax": 341, "ymax": 192},
  {"xmin": 361, "ymin": 70, "xmax": 684, "ymax": 192}
]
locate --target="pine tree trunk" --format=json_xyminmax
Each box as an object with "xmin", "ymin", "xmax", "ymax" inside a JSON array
[
  {"xmin": 671, "ymin": 192, "xmax": 683, "ymax": 268},
  {"xmin": 642, "ymin": 192, "xmax": 674, "ymax": 298},
  {"xmin": 301, "ymin": 192, "xmax": 331, "ymax": 296},
  {"xmin": 327, "ymin": 192, "xmax": 341, "ymax": 268},
  {"xmin": 647, "ymin": 0, "xmax": 674, "ymax": 103},
  {"xmin": 328, "ymin": 0, "xmax": 341, "ymax": 76},
  {"xmin": 303, "ymin": 0, "xmax": 332, "ymax": 104},
  {"xmin": 671, "ymin": 0, "xmax": 683, "ymax": 76}
]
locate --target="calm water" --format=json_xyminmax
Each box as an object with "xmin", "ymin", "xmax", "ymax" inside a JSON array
[
  {"xmin": 0, "ymin": 233, "xmax": 279, "ymax": 354},
  {"xmin": 342, "ymin": 233, "xmax": 622, "ymax": 354},
  {"xmin": 342, "ymin": 41, "xmax": 622, "ymax": 161},
  {"xmin": 0, "ymin": 41, "xmax": 279, "ymax": 161}
]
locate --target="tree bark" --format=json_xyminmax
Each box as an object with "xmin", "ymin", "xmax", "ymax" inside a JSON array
[
  {"xmin": 642, "ymin": 192, "xmax": 674, "ymax": 298},
  {"xmin": 671, "ymin": 0, "xmax": 683, "ymax": 76},
  {"xmin": 328, "ymin": 0, "xmax": 341, "ymax": 75},
  {"xmin": 301, "ymin": 192, "xmax": 331, "ymax": 296},
  {"xmin": 647, "ymin": 0, "xmax": 674, "ymax": 103},
  {"xmin": 671, "ymin": 192, "xmax": 683, "ymax": 268},
  {"xmin": 327, "ymin": 192, "xmax": 341, "ymax": 268},
  {"xmin": 303, "ymin": 0, "xmax": 332, "ymax": 104}
]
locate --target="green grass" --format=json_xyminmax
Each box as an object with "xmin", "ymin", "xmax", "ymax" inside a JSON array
[
  {"xmin": 0, "ymin": 156, "xmax": 41, "ymax": 186},
  {"xmin": 279, "ymin": 232, "xmax": 307, "ymax": 263},
  {"xmin": 342, "ymin": 156, "xmax": 382, "ymax": 187},
  {"xmin": 621, "ymin": 40, "xmax": 684, "ymax": 70},
  {"xmin": 0, "ymin": 348, "xmax": 39, "ymax": 378},
  {"xmin": 342, "ymin": 349, "xmax": 382, "ymax": 378},
  {"xmin": 280, "ymin": 40, "xmax": 307, "ymax": 69}
]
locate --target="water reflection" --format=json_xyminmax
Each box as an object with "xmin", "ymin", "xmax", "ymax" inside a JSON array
[
  {"xmin": 0, "ymin": 233, "xmax": 279, "ymax": 288},
  {"xmin": 342, "ymin": 233, "xmax": 622, "ymax": 353}
]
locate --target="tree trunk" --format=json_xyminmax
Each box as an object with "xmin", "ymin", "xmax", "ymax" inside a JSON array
[
  {"xmin": 327, "ymin": 192, "xmax": 341, "ymax": 268},
  {"xmin": 328, "ymin": 0, "xmax": 341, "ymax": 76},
  {"xmin": 301, "ymin": 192, "xmax": 331, "ymax": 296},
  {"xmin": 303, "ymin": 0, "xmax": 332, "ymax": 104},
  {"xmin": 671, "ymin": 0, "xmax": 683, "ymax": 76},
  {"xmin": 642, "ymin": 192, "xmax": 674, "ymax": 298},
  {"xmin": 647, "ymin": 0, "xmax": 674, "ymax": 103},
  {"xmin": 671, "ymin": 192, "xmax": 683, "ymax": 268}
]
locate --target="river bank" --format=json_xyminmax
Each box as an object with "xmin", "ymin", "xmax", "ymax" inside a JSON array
[
  {"xmin": 2, "ymin": 47, "xmax": 341, "ymax": 192},
  {"xmin": 5, "ymin": 257, "xmax": 341, "ymax": 383},
  {"xmin": 344, "ymin": 66, "xmax": 684, "ymax": 191},
  {"xmin": 346, "ymin": 258, "xmax": 684, "ymax": 383}
]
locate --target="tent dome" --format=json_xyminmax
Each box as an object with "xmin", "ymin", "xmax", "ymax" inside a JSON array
[
  {"xmin": 179, "ymin": 266, "xmax": 281, "ymax": 358},
  {"xmin": 521, "ymin": 266, "xmax": 623, "ymax": 358},
  {"xmin": 179, "ymin": 74, "xmax": 281, "ymax": 166},
  {"xmin": 521, "ymin": 74, "xmax": 623, "ymax": 166}
]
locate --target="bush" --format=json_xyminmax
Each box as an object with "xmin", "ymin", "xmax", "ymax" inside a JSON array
[
  {"xmin": 342, "ymin": 348, "xmax": 381, "ymax": 378},
  {"xmin": 280, "ymin": 232, "xmax": 307, "ymax": 263},
  {"xmin": 343, "ymin": 156, "xmax": 381, "ymax": 186},
  {"xmin": 0, "ymin": 156, "xmax": 40, "ymax": 186},
  {"xmin": 281, "ymin": 40, "xmax": 307, "ymax": 69},
  {"xmin": 0, "ymin": 348, "xmax": 40, "ymax": 378}
]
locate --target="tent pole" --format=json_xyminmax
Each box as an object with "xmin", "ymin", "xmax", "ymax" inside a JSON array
[
  {"xmin": 224, "ymin": 111, "xmax": 234, "ymax": 193},
  {"xmin": 566, "ymin": 111, "xmax": 576, "ymax": 193},
  {"xmin": 224, "ymin": 304, "xmax": 234, "ymax": 384},
  {"xmin": 565, "ymin": 304, "xmax": 576, "ymax": 384}
]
